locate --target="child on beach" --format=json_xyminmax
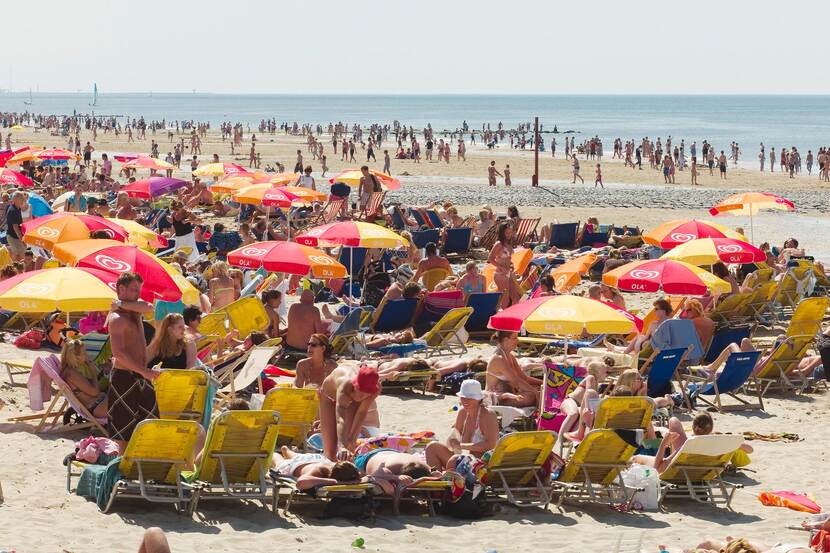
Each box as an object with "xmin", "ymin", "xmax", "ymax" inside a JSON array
[
  {"xmin": 594, "ymin": 164, "xmax": 603, "ymax": 188},
  {"xmin": 504, "ymin": 164, "xmax": 511, "ymax": 186}
]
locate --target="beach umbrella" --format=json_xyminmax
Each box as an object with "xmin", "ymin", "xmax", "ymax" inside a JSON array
[
  {"xmin": 122, "ymin": 156, "xmax": 176, "ymax": 172},
  {"xmin": 0, "ymin": 267, "xmax": 118, "ymax": 312},
  {"xmin": 22, "ymin": 212, "xmax": 129, "ymax": 250},
  {"xmin": 35, "ymin": 148, "xmax": 78, "ymax": 161},
  {"xmin": 328, "ymin": 168, "xmax": 401, "ymax": 190},
  {"xmin": 10, "ymin": 124, "xmax": 24, "ymax": 130},
  {"xmin": 231, "ymin": 184, "xmax": 306, "ymax": 208},
  {"xmin": 550, "ymin": 253, "xmax": 598, "ymax": 293},
  {"xmin": 279, "ymin": 186, "xmax": 327, "ymax": 203},
  {"xmin": 192, "ymin": 162, "xmax": 247, "ymax": 177},
  {"xmin": 53, "ymin": 239, "xmax": 184, "ymax": 302},
  {"xmin": 107, "ymin": 217, "xmax": 169, "ymax": 250},
  {"xmin": 267, "ymin": 172, "xmax": 301, "ymax": 186},
  {"xmin": 643, "ymin": 219, "xmax": 746, "ymax": 250},
  {"xmin": 709, "ymin": 192, "xmax": 795, "ymax": 243},
  {"xmin": 0, "ymin": 149, "xmax": 15, "ymax": 167},
  {"xmin": 488, "ymin": 295, "xmax": 639, "ymax": 335},
  {"xmin": 0, "ymin": 168, "xmax": 33, "ymax": 187},
  {"xmin": 209, "ymin": 176, "xmax": 256, "ymax": 194},
  {"xmin": 113, "ymin": 153, "xmax": 141, "ymax": 163},
  {"xmin": 227, "ymin": 241, "xmax": 347, "ymax": 279},
  {"xmin": 661, "ymin": 238, "xmax": 765, "ymax": 266},
  {"xmin": 602, "ymin": 259, "xmax": 731, "ymax": 295},
  {"xmin": 6, "ymin": 147, "xmax": 42, "ymax": 165},
  {"xmin": 50, "ymin": 191, "xmax": 106, "ymax": 211},
  {"xmin": 296, "ymin": 221, "xmax": 409, "ymax": 249},
  {"xmin": 121, "ymin": 176, "xmax": 188, "ymax": 199},
  {"xmin": 27, "ymin": 192, "xmax": 53, "ymax": 217}
]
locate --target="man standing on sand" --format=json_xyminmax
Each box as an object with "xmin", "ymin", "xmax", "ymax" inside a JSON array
[
  {"xmin": 107, "ymin": 272, "xmax": 157, "ymax": 453},
  {"xmin": 487, "ymin": 161, "xmax": 502, "ymax": 187},
  {"xmin": 770, "ymin": 147, "xmax": 776, "ymax": 172},
  {"xmin": 382, "ymin": 150, "xmax": 390, "ymax": 174},
  {"xmin": 718, "ymin": 151, "xmax": 728, "ymax": 180},
  {"xmin": 572, "ymin": 154, "xmax": 584, "ymax": 184},
  {"xmin": 551, "ymin": 137, "xmax": 556, "ymax": 158},
  {"xmin": 5, "ymin": 192, "xmax": 27, "ymax": 262},
  {"xmin": 759, "ymin": 143, "xmax": 765, "ymax": 171},
  {"xmin": 690, "ymin": 158, "xmax": 699, "ymax": 185}
]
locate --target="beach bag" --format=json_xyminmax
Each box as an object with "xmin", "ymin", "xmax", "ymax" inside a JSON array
[
  {"xmin": 14, "ymin": 328, "xmax": 44, "ymax": 349},
  {"xmin": 621, "ymin": 465, "xmax": 660, "ymax": 510}
]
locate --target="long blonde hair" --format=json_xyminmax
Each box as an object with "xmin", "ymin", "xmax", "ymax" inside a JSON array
[
  {"xmin": 149, "ymin": 313, "xmax": 186, "ymax": 359},
  {"xmin": 613, "ymin": 369, "xmax": 642, "ymax": 393},
  {"xmin": 211, "ymin": 261, "xmax": 230, "ymax": 279},
  {"xmin": 61, "ymin": 338, "xmax": 94, "ymax": 378}
]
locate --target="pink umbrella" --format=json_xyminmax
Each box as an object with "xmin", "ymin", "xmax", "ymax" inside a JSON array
[{"xmin": 0, "ymin": 168, "xmax": 33, "ymax": 187}]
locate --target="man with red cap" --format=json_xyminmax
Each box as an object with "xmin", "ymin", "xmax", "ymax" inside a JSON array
[{"xmin": 318, "ymin": 364, "xmax": 382, "ymax": 461}]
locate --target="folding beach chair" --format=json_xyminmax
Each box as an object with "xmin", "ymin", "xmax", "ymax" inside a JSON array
[
  {"xmin": 419, "ymin": 267, "xmax": 451, "ymax": 291},
  {"xmin": 307, "ymin": 198, "xmax": 345, "ymax": 227},
  {"xmin": 410, "ymin": 228, "xmax": 441, "ymax": 249},
  {"xmin": 3, "ymin": 358, "xmax": 34, "ymax": 385},
  {"xmin": 389, "ymin": 205, "xmax": 410, "ymax": 230},
  {"xmin": 548, "ymin": 222, "xmax": 580, "ymax": 249},
  {"xmin": 369, "ymin": 297, "xmax": 420, "ymax": 332},
  {"xmin": 329, "ymin": 307, "xmax": 370, "ymax": 357},
  {"xmin": 704, "ymin": 325, "xmax": 753, "ymax": 364},
  {"xmin": 419, "ymin": 307, "xmax": 473, "ymax": 357},
  {"xmin": 216, "ymin": 345, "xmax": 280, "ymax": 404},
  {"xmin": 482, "ymin": 431, "xmax": 555, "ymax": 508},
  {"xmin": 739, "ymin": 281, "xmax": 776, "ymax": 323},
  {"xmin": 337, "ymin": 246, "xmax": 368, "ymax": 276},
  {"xmin": 649, "ymin": 318, "xmax": 705, "ymax": 365},
  {"xmin": 223, "ymin": 296, "xmax": 270, "ymax": 339},
  {"xmin": 424, "ymin": 209, "xmax": 444, "ymax": 228},
  {"xmin": 772, "ymin": 265, "xmax": 815, "ymax": 311},
  {"xmin": 100, "ymin": 419, "xmax": 202, "ymax": 513},
  {"xmin": 639, "ymin": 347, "xmax": 689, "ymax": 398},
  {"xmin": 553, "ymin": 429, "xmax": 640, "ymax": 507},
  {"xmin": 154, "ymin": 369, "xmax": 211, "ymax": 421},
  {"xmin": 512, "ymin": 218, "xmax": 540, "ymax": 247},
  {"xmin": 443, "ymin": 227, "xmax": 473, "ymax": 255},
  {"xmin": 358, "ymin": 191, "xmax": 386, "ymax": 221},
  {"xmin": 464, "ymin": 292, "xmax": 503, "ymax": 337},
  {"xmin": 707, "ymin": 292, "xmax": 752, "ymax": 324},
  {"xmin": 12, "ymin": 354, "xmax": 108, "ymax": 435},
  {"xmin": 581, "ymin": 228, "xmax": 612, "ymax": 248},
  {"xmin": 658, "ymin": 434, "xmax": 745, "ymax": 509},
  {"xmin": 784, "ymin": 296, "xmax": 829, "ymax": 337},
  {"xmin": 476, "ymin": 223, "xmax": 499, "ymax": 250},
  {"xmin": 409, "ymin": 208, "xmax": 431, "ymax": 228},
  {"xmin": 187, "ymin": 410, "xmax": 281, "ymax": 513},
  {"xmin": 261, "ymin": 387, "xmax": 319, "ymax": 449},
  {"xmin": 748, "ymin": 334, "xmax": 816, "ymax": 395},
  {"xmin": 682, "ymin": 351, "xmax": 763, "ymax": 412}
]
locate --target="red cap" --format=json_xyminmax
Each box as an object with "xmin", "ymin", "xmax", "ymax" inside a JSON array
[{"xmin": 352, "ymin": 365, "xmax": 380, "ymax": 395}]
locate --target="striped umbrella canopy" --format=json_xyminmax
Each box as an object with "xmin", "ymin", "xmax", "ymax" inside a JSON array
[
  {"xmin": 661, "ymin": 238, "xmax": 765, "ymax": 265},
  {"xmin": 296, "ymin": 221, "xmax": 409, "ymax": 249},
  {"xmin": 227, "ymin": 241, "xmax": 347, "ymax": 278}
]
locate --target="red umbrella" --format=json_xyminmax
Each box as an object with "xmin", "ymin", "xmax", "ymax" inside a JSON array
[
  {"xmin": 227, "ymin": 241, "xmax": 347, "ymax": 278},
  {"xmin": 35, "ymin": 148, "xmax": 78, "ymax": 161},
  {"xmin": 0, "ymin": 168, "xmax": 33, "ymax": 187},
  {"xmin": 603, "ymin": 259, "xmax": 731, "ymax": 295}
]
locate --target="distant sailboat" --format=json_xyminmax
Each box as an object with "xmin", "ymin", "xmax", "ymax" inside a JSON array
[
  {"xmin": 89, "ymin": 83, "xmax": 98, "ymax": 107},
  {"xmin": 23, "ymin": 88, "xmax": 32, "ymax": 106}
]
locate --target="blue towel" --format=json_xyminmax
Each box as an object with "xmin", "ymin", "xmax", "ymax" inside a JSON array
[
  {"xmin": 650, "ymin": 319, "xmax": 705, "ymax": 364},
  {"xmin": 76, "ymin": 456, "xmax": 123, "ymax": 510}
]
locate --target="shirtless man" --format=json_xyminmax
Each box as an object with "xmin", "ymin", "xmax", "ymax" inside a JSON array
[
  {"xmin": 318, "ymin": 365, "xmax": 382, "ymax": 461},
  {"xmin": 355, "ymin": 448, "xmax": 438, "ymax": 495},
  {"xmin": 285, "ymin": 289, "xmax": 325, "ymax": 350},
  {"xmin": 358, "ymin": 165, "xmax": 379, "ymax": 210},
  {"xmin": 487, "ymin": 160, "xmax": 502, "ymax": 186},
  {"xmin": 106, "ymin": 272, "xmax": 157, "ymax": 452},
  {"xmin": 409, "ymin": 242, "xmax": 451, "ymax": 285}
]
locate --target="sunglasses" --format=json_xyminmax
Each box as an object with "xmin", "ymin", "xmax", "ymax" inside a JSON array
[{"xmin": 307, "ymin": 342, "xmax": 322, "ymax": 347}]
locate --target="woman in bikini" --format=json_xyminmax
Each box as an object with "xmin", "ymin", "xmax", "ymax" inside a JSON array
[
  {"xmin": 487, "ymin": 223, "xmax": 522, "ymax": 308},
  {"xmin": 147, "ymin": 313, "xmax": 197, "ymax": 370},
  {"xmin": 318, "ymin": 364, "xmax": 382, "ymax": 461},
  {"xmin": 208, "ymin": 261, "xmax": 239, "ymax": 311},
  {"xmin": 486, "ymin": 331, "xmax": 542, "ymax": 407},
  {"xmin": 60, "ymin": 339, "xmax": 108, "ymax": 418},
  {"xmin": 456, "ymin": 260, "xmax": 486, "ymax": 294},
  {"xmin": 424, "ymin": 379, "xmax": 499, "ymax": 469},
  {"xmin": 295, "ymin": 333, "xmax": 337, "ymax": 388}
]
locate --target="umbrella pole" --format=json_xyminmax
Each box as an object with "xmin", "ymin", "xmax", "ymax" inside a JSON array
[
  {"xmin": 749, "ymin": 209, "xmax": 754, "ymax": 244},
  {"xmin": 349, "ymin": 247, "xmax": 354, "ymax": 305},
  {"xmin": 287, "ymin": 209, "xmax": 292, "ymax": 241}
]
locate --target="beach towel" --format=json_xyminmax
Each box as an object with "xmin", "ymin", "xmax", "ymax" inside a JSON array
[
  {"xmin": 354, "ymin": 432, "xmax": 435, "ymax": 456},
  {"xmin": 650, "ymin": 318, "xmax": 704, "ymax": 363},
  {"xmin": 75, "ymin": 436, "xmax": 120, "ymax": 463},
  {"xmin": 537, "ymin": 362, "xmax": 586, "ymax": 432},
  {"xmin": 76, "ymin": 456, "xmax": 123, "ymax": 510},
  {"xmin": 758, "ymin": 490, "xmax": 822, "ymax": 513},
  {"xmin": 27, "ymin": 355, "xmax": 58, "ymax": 411}
]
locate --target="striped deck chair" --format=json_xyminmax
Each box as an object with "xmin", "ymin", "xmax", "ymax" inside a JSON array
[
  {"xmin": 359, "ymin": 191, "xmax": 386, "ymax": 221},
  {"xmin": 424, "ymin": 209, "xmax": 444, "ymax": 228},
  {"xmin": 409, "ymin": 208, "xmax": 431, "ymax": 228},
  {"xmin": 477, "ymin": 223, "xmax": 499, "ymax": 250},
  {"xmin": 513, "ymin": 218, "xmax": 540, "ymax": 247},
  {"xmin": 308, "ymin": 198, "xmax": 345, "ymax": 227}
]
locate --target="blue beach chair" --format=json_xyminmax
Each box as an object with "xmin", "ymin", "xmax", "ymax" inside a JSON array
[
  {"xmin": 411, "ymin": 229, "xmax": 441, "ymax": 249},
  {"xmin": 464, "ymin": 292, "xmax": 502, "ymax": 336},
  {"xmin": 548, "ymin": 222, "xmax": 580, "ymax": 249},
  {"xmin": 704, "ymin": 325, "xmax": 753, "ymax": 363},
  {"xmin": 640, "ymin": 347, "xmax": 689, "ymax": 398},
  {"xmin": 370, "ymin": 297, "xmax": 420, "ymax": 332},
  {"xmin": 425, "ymin": 209, "xmax": 444, "ymax": 228},
  {"xmin": 684, "ymin": 351, "xmax": 762, "ymax": 412},
  {"xmin": 443, "ymin": 227, "xmax": 473, "ymax": 255}
]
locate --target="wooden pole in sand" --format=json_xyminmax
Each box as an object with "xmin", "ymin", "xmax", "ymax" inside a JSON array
[{"xmin": 532, "ymin": 116, "xmax": 539, "ymax": 187}]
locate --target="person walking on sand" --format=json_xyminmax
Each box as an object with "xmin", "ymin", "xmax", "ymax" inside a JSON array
[
  {"xmin": 382, "ymin": 150, "xmax": 390, "ymax": 174},
  {"xmin": 718, "ymin": 151, "xmax": 727, "ymax": 180},
  {"xmin": 572, "ymin": 154, "xmax": 584, "ymax": 184},
  {"xmin": 594, "ymin": 163, "xmax": 603, "ymax": 188},
  {"xmin": 690, "ymin": 158, "xmax": 699, "ymax": 185},
  {"xmin": 503, "ymin": 164, "xmax": 512, "ymax": 187},
  {"xmin": 488, "ymin": 161, "xmax": 502, "ymax": 187}
]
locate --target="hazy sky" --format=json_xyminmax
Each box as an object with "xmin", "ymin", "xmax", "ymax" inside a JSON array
[{"xmin": 5, "ymin": 0, "xmax": 829, "ymax": 94}]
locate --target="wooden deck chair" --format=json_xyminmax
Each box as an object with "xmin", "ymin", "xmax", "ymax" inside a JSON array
[
  {"xmin": 681, "ymin": 351, "xmax": 763, "ymax": 412},
  {"xmin": 306, "ymin": 198, "xmax": 345, "ymax": 228},
  {"xmin": 513, "ymin": 217, "xmax": 540, "ymax": 247},
  {"xmin": 155, "ymin": 369, "xmax": 210, "ymax": 421},
  {"xmin": 658, "ymin": 434, "xmax": 745, "ymax": 509},
  {"xmin": 3, "ymin": 358, "xmax": 34, "ymax": 385},
  {"xmin": 358, "ymin": 191, "xmax": 386, "ymax": 221},
  {"xmin": 420, "ymin": 267, "xmax": 451, "ymax": 291},
  {"xmin": 420, "ymin": 307, "xmax": 473, "ymax": 357},
  {"xmin": 476, "ymin": 223, "xmax": 499, "ymax": 250},
  {"xmin": 216, "ymin": 345, "xmax": 280, "ymax": 404},
  {"xmin": 482, "ymin": 431, "xmax": 555, "ymax": 508},
  {"xmin": 553, "ymin": 429, "xmax": 639, "ymax": 507},
  {"xmin": 262, "ymin": 387, "xmax": 319, "ymax": 449},
  {"xmin": 187, "ymin": 410, "xmax": 281, "ymax": 513},
  {"xmin": 100, "ymin": 420, "xmax": 202, "ymax": 513},
  {"xmin": 748, "ymin": 334, "xmax": 815, "ymax": 395},
  {"xmin": 10, "ymin": 354, "xmax": 108, "ymax": 435}
]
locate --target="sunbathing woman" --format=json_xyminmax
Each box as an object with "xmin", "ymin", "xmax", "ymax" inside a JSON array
[
  {"xmin": 606, "ymin": 298, "xmax": 672, "ymax": 356},
  {"xmin": 701, "ymin": 336, "xmax": 819, "ymax": 380},
  {"xmin": 364, "ymin": 328, "xmax": 417, "ymax": 350},
  {"xmin": 424, "ymin": 379, "xmax": 499, "ymax": 469},
  {"xmin": 486, "ymin": 331, "xmax": 542, "ymax": 407},
  {"xmin": 60, "ymin": 339, "xmax": 108, "ymax": 418},
  {"xmin": 487, "ymin": 223, "xmax": 523, "ymax": 308},
  {"xmin": 295, "ymin": 333, "xmax": 337, "ymax": 388},
  {"xmin": 319, "ymin": 365, "xmax": 382, "ymax": 461},
  {"xmin": 272, "ymin": 445, "xmax": 362, "ymax": 491}
]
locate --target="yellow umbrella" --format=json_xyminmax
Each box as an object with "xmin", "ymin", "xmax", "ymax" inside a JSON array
[
  {"xmin": 107, "ymin": 218, "xmax": 169, "ymax": 250},
  {"xmin": 192, "ymin": 162, "xmax": 247, "ymax": 177},
  {"xmin": 488, "ymin": 295, "xmax": 638, "ymax": 335},
  {"xmin": 280, "ymin": 186, "xmax": 327, "ymax": 203},
  {"xmin": 209, "ymin": 176, "xmax": 254, "ymax": 195},
  {"xmin": 10, "ymin": 124, "xmax": 25, "ymax": 130},
  {"xmin": 660, "ymin": 238, "xmax": 766, "ymax": 266},
  {"xmin": 0, "ymin": 267, "xmax": 117, "ymax": 312}
]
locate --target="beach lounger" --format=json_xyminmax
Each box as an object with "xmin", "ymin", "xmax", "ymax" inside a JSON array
[
  {"xmin": 553, "ymin": 429, "xmax": 640, "ymax": 507},
  {"xmin": 682, "ymin": 351, "xmax": 763, "ymax": 412},
  {"xmin": 390, "ymin": 205, "xmax": 410, "ymax": 230},
  {"xmin": 548, "ymin": 222, "xmax": 580, "ymax": 249},
  {"xmin": 772, "ymin": 266, "xmax": 815, "ymax": 311},
  {"xmin": 639, "ymin": 347, "xmax": 689, "ymax": 398},
  {"xmin": 223, "ymin": 297, "xmax": 270, "ymax": 339},
  {"xmin": 306, "ymin": 198, "xmax": 345, "ymax": 228},
  {"xmin": 707, "ymin": 292, "xmax": 752, "ymax": 324},
  {"xmin": 482, "ymin": 431, "xmax": 555, "ymax": 508},
  {"xmin": 409, "ymin": 208, "xmax": 431, "ymax": 228},
  {"xmin": 443, "ymin": 227, "xmax": 473, "ymax": 255},
  {"xmin": 271, "ymin": 476, "xmax": 383, "ymax": 515},
  {"xmin": 14, "ymin": 354, "xmax": 108, "ymax": 435},
  {"xmin": 410, "ymin": 228, "xmax": 441, "ymax": 249},
  {"xmin": 420, "ymin": 267, "xmax": 452, "ymax": 291},
  {"xmin": 581, "ymin": 228, "xmax": 612, "ymax": 248},
  {"xmin": 649, "ymin": 318, "xmax": 705, "ymax": 364},
  {"xmin": 658, "ymin": 434, "xmax": 745, "ymax": 509},
  {"xmin": 187, "ymin": 410, "xmax": 281, "ymax": 513},
  {"xmin": 216, "ymin": 345, "xmax": 280, "ymax": 404},
  {"xmin": 741, "ymin": 281, "xmax": 776, "ymax": 322},
  {"xmin": 704, "ymin": 325, "xmax": 753, "ymax": 364},
  {"xmin": 261, "ymin": 387, "xmax": 319, "ymax": 449},
  {"xmin": 464, "ymin": 292, "xmax": 502, "ymax": 337},
  {"xmin": 330, "ymin": 307, "xmax": 370, "ymax": 358},
  {"xmin": 154, "ymin": 369, "xmax": 211, "ymax": 421},
  {"xmin": 3, "ymin": 358, "xmax": 34, "ymax": 385},
  {"xmin": 784, "ymin": 296, "xmax": 829, "ymax": 337},
  {"xmin": 100, "ymin": 419, "xmax": 202, "ymax": 513},
  {"xmin": 369, "ymin": 297, "xmax": 419, "ymax": 332},
  {"xmin": 513, "ymin": 218, "xmax": 540, "ymax": 246},
  {"xmin": 392, "ymin": 478, "xmax": 453, "ymax": 516},
  {"xmin": 748, "ymin": 334, "xmax": 816, "ymax": 395}
]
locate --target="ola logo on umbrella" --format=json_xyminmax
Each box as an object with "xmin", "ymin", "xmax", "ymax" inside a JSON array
[
  {"xmin": 95, "ymin": 254, "xmax": 132, "ymax": 272},
  {"xmin": 630, "ymin": 269, "xmax": 660, "ymax": 280},
  {"xmin": 18, "ymin": 283, "xmax": 56, "ymax": 296}
]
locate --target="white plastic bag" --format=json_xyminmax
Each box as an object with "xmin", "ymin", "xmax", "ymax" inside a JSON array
[{"xmin": 621, "ymin": 464, "xmax": 660, "ymax": 510}]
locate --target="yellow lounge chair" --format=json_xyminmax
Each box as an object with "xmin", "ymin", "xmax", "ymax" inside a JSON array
[
  {"xmin": 772, "ymin": 266, "xmax": 815, "ymax": 311},
  {"xmin": 420, "ymin": 307, "xmax": 473, "ymax": 357},
  {"xmin": 707, "ymin": 292, "xmax": 752, "ymax": 324},
  {"xmin": 749, "ymin": 334, "xmax": 816, "ymax": 395},
  {"xmin": 101, "ymin": 419, "xmax": 201, "ymax": 513},
  {"xmin": 740, "ymin": 281, "xmax": 776, "ymax": 322},
  {"xmin": 561, "ymin": 396, "xmax": 654, "ymax": 456},
  {"xmin": 261, "ymin": 387, "xmax": 319, "ymax": 449},
  {"xmin": 155, "ymin": 369, "xmax": 211, "ymax": 421},
  {"xmin": 553, "ymin": 429, "xmax": 639, "ymax": 507},
  {"xmin": 785, "ymin": 296, "xmax": 829, "ymax": 337},
  {"xmin": 2, "ymin": 358, "xmax": 34, "ymax": 385},
  {"xmin": 420, "ymin": 267, "xmax": 452, "ymax": 292},
  {"xmin": 392, "ymin": 478, "xmax": 453, "ymax": 516},
  {"xmin": 198, "ymin": 297, "xmax": 270, "ymax": 340},
  {"xmin": 482, "ymin": 430, "xmax": 555, "ymax": 508},
  {"xmin": 272, "ymin": 477, "xmax": 383, "ymax": 514},
  {"xmin": 658, "ymin": 434, "xmax": 744, "ymax": 509},
  {"xmin": 187, "ymin": 410, "xmax": 281, "ymax": 513}
]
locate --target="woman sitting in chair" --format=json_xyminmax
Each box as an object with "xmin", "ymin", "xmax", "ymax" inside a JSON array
[
  {"xmin": 295, "ymin": 333, "xmax": 337, "ymax": 388},
  {"xmin": 147, "ymin": 313, "xmax": 197, "ymax": 370},
  {"xmin": 60, "ymin": 339, "xmax": 108, "ymax": 418},
  {"xmin": 486, "ymin": 331, "xmax": 542, "ymax": 407}
]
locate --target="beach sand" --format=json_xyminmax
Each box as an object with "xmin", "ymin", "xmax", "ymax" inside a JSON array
[{"xmin": 1, "ymin": 127, "xmax": 829, "ymax": 552}]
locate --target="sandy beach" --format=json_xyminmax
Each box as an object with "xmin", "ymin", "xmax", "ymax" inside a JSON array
[{"xmin": 1, "ymin": 126, "xmax": 829, "ymax": 553}]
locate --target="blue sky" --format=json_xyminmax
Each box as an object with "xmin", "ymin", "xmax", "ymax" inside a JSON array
[{"xmin": 5, "ymin": 0, "xmax": 829, "ymax": 94}]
